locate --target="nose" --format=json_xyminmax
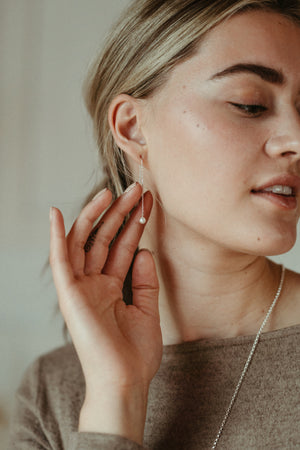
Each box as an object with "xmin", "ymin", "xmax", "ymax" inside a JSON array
[
  {"xmin": 265, "ymin": 115, "xmax": 300, "ymax": 162},
  {"xmin": 265, "ymin": 135, "xmax": 300, "ymax": 159}
]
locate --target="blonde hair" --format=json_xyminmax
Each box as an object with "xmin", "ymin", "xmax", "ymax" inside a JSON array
[{"xmin": 84, "ymin": 0, "xmax": 300, "ymax": 201}]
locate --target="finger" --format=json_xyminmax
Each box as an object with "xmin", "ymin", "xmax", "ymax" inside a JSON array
[
  {"xmin": 131, "ymin": 249, "xmax": 160, "ymax": 318},
  {"xmin": 49, "ymin": 207, "xmax": 75, "ymax": 291},
  {"xmin": 84, "ymin": 182, "xmax": 143, "ymax": 275},
  {"xmin": 66, "ymin": 188, "xmax": 112, "ymax": 277},
  {"xmin": 102, "ymin": 191, "xmax": 153, "ymax": 282}
]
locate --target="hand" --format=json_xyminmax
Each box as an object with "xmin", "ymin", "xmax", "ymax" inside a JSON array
[{"xmin": 49, "ymin": 183, "xmax": 162, "ymax": 442}]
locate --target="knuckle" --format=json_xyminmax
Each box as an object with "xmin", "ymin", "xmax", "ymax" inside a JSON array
[
  {"xmin": 119, "ymin": 240, "xmax": 138, "ymax": 257},
  {"xmin": 132, "ymin": 284, "xmax": 159, "ymax": 293},
  {"xmin": 114, "ymin": 207, "xmax": 127, "ymax": 222},
  {"xmin": 73, "ymin": 239, "xmax": 88, "ymax": 251},
  {"xmin": 96, "ymin": 232, "xmax": 112, "ymax": 248}
]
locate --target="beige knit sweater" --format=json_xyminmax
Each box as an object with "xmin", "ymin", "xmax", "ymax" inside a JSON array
[{"xmin": 9, "ymin": 325, "xmax": 300, "ymax": 449}]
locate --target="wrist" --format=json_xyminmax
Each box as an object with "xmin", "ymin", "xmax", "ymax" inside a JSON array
[{"xmin": 79, "ymin": 384, "xmax": 149, "ymax": 445}]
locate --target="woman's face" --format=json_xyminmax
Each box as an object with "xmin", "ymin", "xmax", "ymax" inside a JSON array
[{"xmin": 142, "ymin": 10, "xmax": 300, "ymax": 256}]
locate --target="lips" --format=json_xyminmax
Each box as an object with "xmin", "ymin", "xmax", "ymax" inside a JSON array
[
  {"xmin": 251, "ymin": 174, "xmax": 300, "ymax": 210},
  {"xmin": 253, "ymin": 185, "xmax": 294, "ymax": 196}
]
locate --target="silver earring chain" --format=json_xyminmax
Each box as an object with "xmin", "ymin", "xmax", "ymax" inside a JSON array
[
  {"xmin": 211, "ymin": 265, "xmax": 285, "ymax": 449},
  {"xmin": 139, "ymin": 156, "xmax": 146, "ymax": 225}
]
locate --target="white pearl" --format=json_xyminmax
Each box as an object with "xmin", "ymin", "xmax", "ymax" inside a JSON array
[{"xmin": 139, "ymin": 217, "xmax": 146, "ymax": 225}]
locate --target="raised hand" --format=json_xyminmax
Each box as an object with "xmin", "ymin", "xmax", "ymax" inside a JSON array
[{"xmin": 49, "ymin": 183, "xmax": 162, "ymax": 443}]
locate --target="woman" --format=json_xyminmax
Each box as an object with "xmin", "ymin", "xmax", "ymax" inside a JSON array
[{"xmin": 9, "ymin": 0, "xmax": 300, "ymax": 448}]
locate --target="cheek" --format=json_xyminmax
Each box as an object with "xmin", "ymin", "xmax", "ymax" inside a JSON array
[
  {"xmin": 146, "ymin": 99, "xmax": 263, "ymax": 199},
  {"xmin": 189, "ymin": 106, "xmax": 267, "ymax": 184},
  {"xmin": 195, "ymin": 105, "xmax": 255, "ymax": 151},
  {"xmin": 166, "ymin": 107, "xmax": 244, "ymax": 178}
]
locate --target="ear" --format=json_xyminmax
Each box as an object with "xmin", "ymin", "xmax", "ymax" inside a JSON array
[{"xmin": 108, "ymin": 94, "xmax": 147, "ymax": 163}]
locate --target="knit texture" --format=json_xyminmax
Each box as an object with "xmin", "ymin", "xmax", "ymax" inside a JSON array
[{"xmin": 9, "ymin": 325, "xmax": 300, "ymax": 449}]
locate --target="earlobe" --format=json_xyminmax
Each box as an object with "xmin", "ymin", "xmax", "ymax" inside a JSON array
[{"xmin": 108, "ymin": 94, "xmax": 147, "ymax": 163}]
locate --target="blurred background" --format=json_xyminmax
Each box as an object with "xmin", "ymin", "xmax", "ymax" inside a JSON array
[
  {"xmin": 0, "ymin": 0, "xmax": 128, "ymax": 446},
  {"xmin": 1, "ymin": 0, "xmax": 300, "ymax": 447}
]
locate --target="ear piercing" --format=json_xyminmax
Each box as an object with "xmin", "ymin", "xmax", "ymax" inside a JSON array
[{"xmin": 139, "ymin": 156, "xmax": 146, "ymax": 225}]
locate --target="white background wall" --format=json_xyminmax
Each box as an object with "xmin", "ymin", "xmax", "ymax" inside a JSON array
[{"xmin": 1, "ymin": 0, "xmax": 300, "ymax": 447}]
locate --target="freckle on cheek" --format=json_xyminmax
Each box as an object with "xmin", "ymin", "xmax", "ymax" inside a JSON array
[
  {"xmin": 196, "ymin": 124, "xmax": 200, "ymax": 128},
  {"xmin": 257, "ymin": 237, "xmax": 261, "ymax": 241}
]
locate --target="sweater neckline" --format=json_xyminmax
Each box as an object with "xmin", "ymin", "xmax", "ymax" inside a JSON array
[{"xmin": 162, "ymin": 322, "xmax": 300, "ymax": 355}]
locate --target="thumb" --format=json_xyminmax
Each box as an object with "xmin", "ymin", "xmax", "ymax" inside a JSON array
[{"xmin": 131, "ymin": 249, "xmax": 159, "ymax": 318}]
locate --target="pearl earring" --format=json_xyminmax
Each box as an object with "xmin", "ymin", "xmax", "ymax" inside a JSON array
[{"xmin": 139, "ymin": 156, "xmax": 146, "ymax": 225}]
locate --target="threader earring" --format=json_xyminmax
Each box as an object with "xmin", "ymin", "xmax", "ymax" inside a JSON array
[{"xmin": 139, "ymin": 155, "xmax": 146, "ymax": 224}]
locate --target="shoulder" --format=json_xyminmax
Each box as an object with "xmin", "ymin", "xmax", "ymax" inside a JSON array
[
  {"xmin": 11, "ymin": 343, "xmax": 84, "ymax": 448},
  {"xmin": 24, "ymin": 342, "xmax": 82, "ymax": 386},
  {"xmin": 37, "ymin": 342, "xmax": 82, "ymax": 382},
  {"xmin": 18, "ymin": 342, "xmax": 84, "ymax": 418}
]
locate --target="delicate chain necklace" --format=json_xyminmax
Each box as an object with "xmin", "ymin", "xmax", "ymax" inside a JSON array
[{"xmin": 211, "ymin": 265, "xmax": 285, "ymax": 449}]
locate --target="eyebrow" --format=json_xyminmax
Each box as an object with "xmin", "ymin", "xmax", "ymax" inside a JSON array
[{"xmin": 210, "ymin": 63, "xmax": 285, "ymax": 85}]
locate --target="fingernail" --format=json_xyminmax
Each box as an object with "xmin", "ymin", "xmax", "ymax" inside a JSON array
[
  {"xmin": 92, "ymin": 188, "xmax": 108, "ymax": 201},
  {"xmin": 49, "ymin": 207, "xmax": 54, "ymax": 221},
  {"xmin": 123, "ymin": 182, "xmax": 138, "ymax": 194}
]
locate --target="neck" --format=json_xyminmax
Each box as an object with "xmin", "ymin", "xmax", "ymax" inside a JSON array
[{"xmin": 140, "ymin": 207, "xmax": 282, "ymax": 345}]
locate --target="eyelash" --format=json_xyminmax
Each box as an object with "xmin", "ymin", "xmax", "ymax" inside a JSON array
[{"xmin": 229, "ymin": 102, "xmax": 268, "ymax": 116}]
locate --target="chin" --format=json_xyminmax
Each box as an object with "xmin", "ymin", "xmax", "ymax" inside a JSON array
[
  {"xmin": 230, "ymin": 222, "xmax": 298, "ymax": 257},
  {"xmin": 253, "ymin": 228, "xmax": 297, "ymax": 257}
]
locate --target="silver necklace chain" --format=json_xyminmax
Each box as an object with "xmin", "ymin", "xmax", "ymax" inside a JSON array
[{"xmin": 211, "ymin": 265, "xmax": 286, "ymax": 449}]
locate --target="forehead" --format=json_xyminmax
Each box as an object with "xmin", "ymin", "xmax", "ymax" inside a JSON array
[
  {"xmin": 168, "ymin": 10, "xmax": 300, "ymax": 84},
  {"xmin": 205, "ymin": 11, "xmax": 298, "ymax": 51}
]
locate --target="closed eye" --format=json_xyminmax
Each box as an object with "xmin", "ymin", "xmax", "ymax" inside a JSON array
[{"xmin": 229, "ymin": 102, "xmax": 268, "ymax": 116}]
